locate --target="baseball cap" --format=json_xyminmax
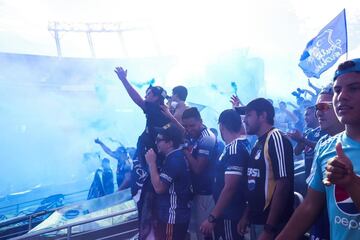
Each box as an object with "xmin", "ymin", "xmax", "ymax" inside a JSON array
[
  {"xmin": 333, "ymin": 58, "xmax": 360, "ymax": 81},
  {"xmin": 155, "ymin": 123, "xmax": 183, "ymax": 145},
  {"xmin": 235, "ymin": 98, "xmax": 275, "ymax": 120}
]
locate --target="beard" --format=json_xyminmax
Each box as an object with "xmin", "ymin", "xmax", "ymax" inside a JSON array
[{"xmin": 245, "ymin": 123, "xmax": 259, "ymax": 135}]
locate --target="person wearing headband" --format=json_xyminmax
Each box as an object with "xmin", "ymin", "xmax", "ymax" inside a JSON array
[{"xmin": 277, "ymin": 58, "xmax": 360, "ymax": 240}]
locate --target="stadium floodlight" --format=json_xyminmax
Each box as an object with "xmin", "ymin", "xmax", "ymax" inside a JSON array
[{"xmin": 48, "ymin": 21, "xmax": 157, "ymax": 58}]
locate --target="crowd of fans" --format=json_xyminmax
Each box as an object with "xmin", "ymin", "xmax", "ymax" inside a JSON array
[{"xmin": 87, "ymin": 59, "xmax": 360, "ymax": 240}]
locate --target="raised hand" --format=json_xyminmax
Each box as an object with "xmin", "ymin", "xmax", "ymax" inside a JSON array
[
  {"xmin": 323, "ymin": 143, "xmax": 354, "ymax": 187},
  {"xmin": 308, "ymin": 78, "xmax": 314, "ymax": 87},
  {"xmin": 230, "ymin": 95, "xmax": 240, "ymax": 107},
  {"xmin": 114, "ymin": 67, "xmax": 128, "ymax": 82}
]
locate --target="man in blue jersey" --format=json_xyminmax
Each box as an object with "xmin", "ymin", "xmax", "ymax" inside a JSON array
[
  {"xmin": 182, "ymin": 107, "xmax": 218, "ymax": 240},
  {"xmin": 145, "ymin": 123, "xmax": 192, "ymax": 240},
  {"xmin": 200, "ymin": 109, "xmax": 250, "ymax": 239},
  {"xmin": 276, "ymin": 58, "xmax": 360, "ymax": 240}
]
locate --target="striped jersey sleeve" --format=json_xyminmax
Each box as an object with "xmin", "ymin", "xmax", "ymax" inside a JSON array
[
  {"xmin": 224, "ymin": 140, "xmax": 248, "ymax": 176},
  {"xmin": 268, "ymin": 129, "xmax": 294, "ymax": 179},
  {"xmin": 197, "ymin": 129, "xmax": 216, "ymax": 157},
  {"xmin": 160, "ymin": 155, "xmax": 180, "ymax": 185}
]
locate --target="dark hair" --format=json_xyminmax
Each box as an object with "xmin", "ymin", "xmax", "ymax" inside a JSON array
[
  {"xmin": 305, "ymin": 105, "xmax": 316, "ymax": 111},
  {"xmin": 247, "ymin": 98, "xmax": 275, "ymax": 125},
  {"xmin": 146, "ymin": 86, "xmax": 167, "ymax": 105},
  {"xmin": 302, "ymin": 100, "xmax": 313, "ymax": 108},
  {"xmin": 218, "ymin": 109, "xmax": 242, "ymax": 133},
  {"xmin": 156, "ymin": 124, "xmax": 183, "ymax": 148},
  {"xmin": 267, "ymin": 98, "xmax": 274, "ymax": 105},
  {"xmin": 319, "ymin": 83, "xmax": 334, "ymax": 96},
  {"xmin": 102, "ymin": 158, "xmax": 110, "ymax": 164},
  {"xmin": 115, "ymin": 146, "xmax": 127, "ymax": 154},
  {"xmin": 172, "ymin": 85, "xmax": 188, "ymax": 101},
  {"xmin": 182, "ymin": 107, "xmax": 201, "ymax": 121}
]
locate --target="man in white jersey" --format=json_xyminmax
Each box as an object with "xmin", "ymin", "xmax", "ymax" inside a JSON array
[{"xmin": 276, "ymin": 58, "xmax": 360, "ymax": 240}]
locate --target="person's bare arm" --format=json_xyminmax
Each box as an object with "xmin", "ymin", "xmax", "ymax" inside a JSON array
[
  {"xmin": 303, "ymin": 89, "xmax": 316, "ymax": 98},
  {"xmin": 287, "ymin": 131, "xmax": 316, "ymax": 155},
  {"xmin": 114, "ymin": 67, "xmax": 145, "ymax": 110},
  {"xmin": 284, "ymin": 109, "xmax": 299, "ymax": 123},
  {"xmin": 276, "ymin": 188, "xmax": 325, "ymax": 240},
  {"xmin": 230, "ymin": 95, "xmax": 244, "ymax": 108},
  {"xmin": 145, "ymin": 149, "xmax": 168, "ymax": 194},
  {"xmin": 294, "ymin": 142, "xmax": 305, "ymax": 156},
  {"xmin": 200, "ymin": 174, "xmax": 241, "ymax": 235},
  {"xmin": 308, "ymin": 79, "xmax": 321, "ymax": 95},
  {"xmin": 118, "ymin": 172, "xmax": 131, "ymax": 191},
  {"xmin": 95, "ymin": 138, "xmax": 118, "ymax": 159},
  {"xmin": 287, "ymin": 131, "xmax": 305, "ymax": 155},
  {"xmin": 237, "ymin": 206, "xmax": 250, "ymax": 236},
  {"xmin": 212, "ymin": 174, "xmax": 240, "ymax": 217}
]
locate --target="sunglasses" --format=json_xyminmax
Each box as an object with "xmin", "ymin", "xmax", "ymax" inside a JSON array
[{"xmin": 315, "ymin": 102, "xmax": 333, "ymax": 111}]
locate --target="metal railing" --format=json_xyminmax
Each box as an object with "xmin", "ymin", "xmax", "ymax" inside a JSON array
[
  {"xmin": 0, "ymin": 207, "xmax": 62, "ymax": 230},
  {"xmin": 0, "ymin": 207, "xmax": 63, "ymax": 240},
  {"xmin": 10, "ymin": 207, "xmax": 137, "ymax": 240},
  {"xmin": 0, "ymin": 190, "xmax": 88, "ymax": 217}
]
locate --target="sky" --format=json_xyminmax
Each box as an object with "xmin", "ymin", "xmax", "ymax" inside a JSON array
[
  {"xmin": 1, "ymin": 0, "xmax": 360, "ymax": 96},
  {"xmin": 1, "ymin": 0, "xmax": 360, "ymax": 197}
]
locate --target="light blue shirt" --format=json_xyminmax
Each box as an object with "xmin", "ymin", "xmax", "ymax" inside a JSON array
[{"xmin": 309, "ymin": 132, "xmax": 360, "ymax": 240}]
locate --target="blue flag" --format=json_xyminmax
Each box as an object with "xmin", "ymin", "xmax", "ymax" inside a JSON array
[{"xmin": 299, "ymin": 9, "xmax": 348, "ymax": 78}]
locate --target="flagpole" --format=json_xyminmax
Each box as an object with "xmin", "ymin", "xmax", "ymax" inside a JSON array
[{"xmin": 344, "ymin": 8, "xmax": 349, "ymax": 60}]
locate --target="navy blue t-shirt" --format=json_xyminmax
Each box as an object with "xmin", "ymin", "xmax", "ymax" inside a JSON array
[
  {"xmin": 188, "ymin": 127, "xmax": 218, "ymax": 195},
  {"xmin": 213, "ymin": 138, "xmax": 249, "ymax": 220},
  {"xmin": 157, "ymin": 149, "xmax": 193, "ymax": 224},
  {"xmin": 143, "ymin": 101, "xmax": 170, "ymax": 146},
  {"xmin": 247, "ymin": 128, "xmax": 294, "ymax": 225},
  {"xmin": 138, "ymin": 101, "xmax": 170, "ymax": 161},
  {"xmin": 131, "ymin": 102, "xmax": 170, "ymax": 197}
]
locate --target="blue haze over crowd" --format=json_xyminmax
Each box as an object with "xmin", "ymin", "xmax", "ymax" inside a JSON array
[
  {"xmin": 1, "ymin": 0, "xmax": 360, "ymax": 207},
  {"xmin": 0, "ymin": 51, "xmax": 263, "ymax": 197}
]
